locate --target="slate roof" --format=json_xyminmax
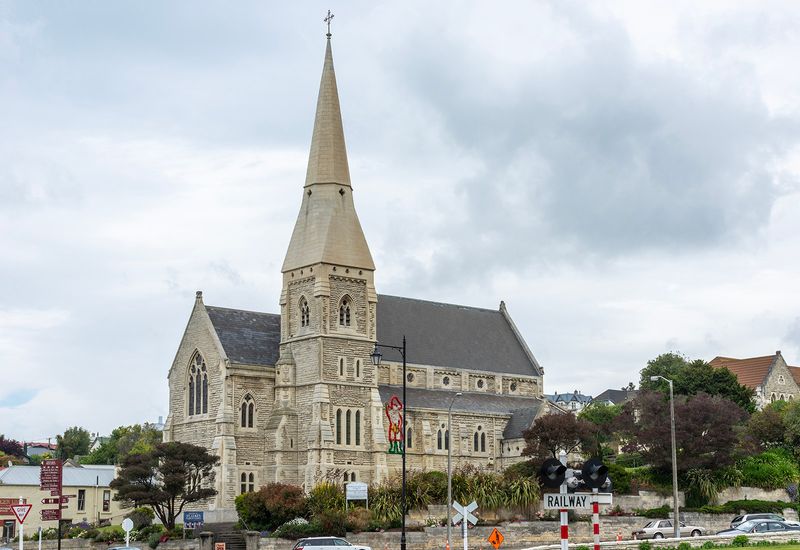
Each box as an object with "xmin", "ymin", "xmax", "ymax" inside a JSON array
[
  {"xmin": 593, "ymin": 388, "xmax": 638, "ymax": 405},
  {"xmin": 0, "ymin": 465, "xmax": 116, "ymax": 487},
  {"xmin": 205, "ymin": 306, "xmax": 281, "ymax": 366},
  {"xmin": 545, "ymin": 391, "xmax": 593, "ymax": 405},
  {"xmin": 378, "ymin": 385, "xmax": 547, "ymax": 440},
  {"xmin": 204, "ymin": 295, "xmax": 541, "ymax": 377},
  {"xmin": 790, "ymin": 366, "xmax": 800, "ymax": 386},
  {"xmin": 376, "ymin": 295, "xmax": 541, "ymax": 377},
  {"xmin": 709, "ymin": 354, "xmax": 778, "ymax": 389}
]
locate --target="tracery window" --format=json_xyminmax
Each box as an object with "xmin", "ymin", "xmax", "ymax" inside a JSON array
[
  {"xmin": 240, "ymin": 472, "xmax": 255, "ymax": 494},
  {"xmin": 335, "ymin": 407, "xmax": 362, "ymax": 447},
  {"xmin": 339, "ymin": 297, "xmax": 352, "ymax": 327},
  {"xmin": 299, "ymin": 297, "xmax": 310, "ymax": 328},
  {"xmin": 188, "ymin": 353, "xmax": 208, "ymax": 416},
  {"xmin": 474, "ymin": 426, "xmax": 486, "ymax": 452},
  {"xmin": 241, "ymin": 394, "xmax": 255, "ymax": 428}
]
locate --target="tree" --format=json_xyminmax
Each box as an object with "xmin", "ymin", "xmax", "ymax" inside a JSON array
[
  {"xmin": 742, "ymin": 401, "xmax": 788, "ymax": 452},
  {"xmin": 616, "ymin": 390, "xmax": 747, "ymax": 473},
  {"xmin": 639, "ymin": 353, "xmax": 756, "ymax": 413},
  {"xmin": 0, "ymin": 435, "xmax": 26, "ymax": 458},
  {"xmin": 56, "ymin": 426, "xmax": 91, "ymax": 460},
  {"xmin": 578, "ymin": 403, "xmax": 622, "ymax": 457},
  {"xmin": 111, "ymin": 442, "xmax": 218, "ymax": 530},
  {"xmin": 235, "ymin": 483, "xmax": 307, "ymax": 531},
  {"xmin": 521, "ymin": 413, "xmax": 593, "ymax": 461},
  {"xmin": 82, "ymin": 424, "xmax": 162, "ymax": 465}
]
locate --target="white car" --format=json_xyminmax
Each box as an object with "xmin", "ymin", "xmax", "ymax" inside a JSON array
[{"xmin": 292, "ymin": 537, "xmax": 371, "ymax": 550}]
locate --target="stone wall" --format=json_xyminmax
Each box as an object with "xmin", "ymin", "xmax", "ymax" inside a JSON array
[
  {"xmin": 714, "ymin": 486, "xmax": 789, "ymax": 504},
  {"xmin": 20, "ymin": 540, "xmax": 197, "ymax": 550}
]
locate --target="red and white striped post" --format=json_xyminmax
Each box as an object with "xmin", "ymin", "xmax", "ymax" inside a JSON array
[
  {"xmin": 559, "ymin": 451, "xmax": 569, "ymax": 550},
  {"xmin": 592, "ymin": 488, "xmax": 600, "ymax": 550}
]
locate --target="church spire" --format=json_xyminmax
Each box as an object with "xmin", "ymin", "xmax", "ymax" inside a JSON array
[
  {"xmin": 282, "ymin": 35, "xmax": 375, "ymax": 273},
  {"xmin": 304, "ymin": 32, "xmax": 350, "ymax": 188}
]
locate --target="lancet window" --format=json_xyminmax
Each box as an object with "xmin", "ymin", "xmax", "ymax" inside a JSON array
[
  {"xmin": 339, "ymin": 296, "xmax": 352, "ymax": 327},
  {"xmin": 187, "ymin": 352, "xmax": 208, "ymax": 416},
  {"xmin": 241, "ymin": 394, "xmax": 255, "ymax": 428}
]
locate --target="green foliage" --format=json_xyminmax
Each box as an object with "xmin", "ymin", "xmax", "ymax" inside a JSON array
[
  {"xmin": 503, "ymin": 459, "xmax": 538, "ymax": 479},
  {"xmin": 56, "ymin": 426, "xmax": 92, "ymax": 459},
  {"xmin": 94, "ymin": 526, "xmax": 125, "ymax": 542},
  {"xmin": 307, "ymin": 482, "xmax": 344, "ymax": 515},
  {"xmin": 345, "ymin": 508, "xmax": 371, "ymax": 533},
  {"xmin": 639, "ymin": 353, "xmax": 755, "ymax": 413},
  {"xmin": 126, "ymin": 506, "xmax": 156, "ymax": 529},
  {"xmin": 522, "ymin": 413, "xmax": 594, "ymax": 461},
  {"xmin": 576, "ymin": 546, "xmax": 590, "ymax": 550},
  {"xmin": 606, "ymin": 463, "xmax": 632, "ymax": 494},
  {"xmin": 111, "ymin": 441, "xmax": 219, "ymax": 530},
  {"xmin": 504, "ymin": 476, "xmax": 541, "ymax": 508},
  {"xmin": 638, "ymin": 542, "xmax": 652, "ymax": 550},
  {"xmin": 678, "ymin": 542, "xmax": 692, "ymax": 550},
  {"xmin": 235, "ymin": 483, "xmax": 307, "ymax": 531},
  {"xmin": 316, "ymin": 509, "xmax": 347, "ymax": 536},
  {"xmin": 701, "ymin": 542, "xmax": 716, "ymax": 549},
  {"xmin": 732, "ymin": 535, "xmax": 749, "ymax": 547},
  {"xmin": 0, "ymin": 435, "xmax": 26, "ymax": 458},
  {"xmin": 272, "ymin": 519, "xmax": 322, "ymax": 539},
  {"xmin": 82, "ymin": 423, "xmax": 162, "ymax": 465},
  {"xmin": 641, "ymin": 505, "xmax": 671, "ymax": 518},
  {"xmin": 579, "ymin": 402, "xmax": 623, "ymax": 456},
  {"xmin": 369, "ymin": 481, "xmax": 402, "ymax": 524},
  {"xmin": 698, "ymin": 500, "xmax": 792, "ymax": 514},
  {"xmin": 739, "ymin": 449, "xmax": 800, "ymax": 489},
  {"xmin": 616, "ymin": 453, "xmax": 645, "ymax": 468},
  {"xmin": 147, "ymin": 532, "xmax": 161, "ymax": 549},
  {"xmin": 685, "ymin": 468, "xmax": 721, "ymax": 507},
  {"xmin": 405, "ymin": 470, "xmax": 443, "ymax": 510}
]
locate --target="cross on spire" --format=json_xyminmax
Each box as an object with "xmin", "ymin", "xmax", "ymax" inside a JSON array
[{"xmin": 324, "ymin": 10, "xmax": 334, "ymax": 38}]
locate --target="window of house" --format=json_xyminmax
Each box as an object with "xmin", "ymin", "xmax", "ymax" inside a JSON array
[
  {"xmin": 77, "ymin": 489, "xmax": 86, "ymax": 511},
  {"xmin": 102, "ymin": 490, "xmax": 111, "ymax": 512},
  {"xmin": 355, "ymin": 410, "xmax": 361, "ymax": 446},
  {"xmin": 437, "ymin": 429, "xmax": 443, "ymax": 450},
  {"xmin": 300, "ymin": 297, "xmax": 310, "ymax": 327},
  {"xmin": 240, "ymin": 473, "xmax": 247, "ymax": 494},
  {"xmin": 779, "ymin": 375, "xmax": 786, "ymax": 384},
  {"xmin": 406, "ymin": 427, "xmax": 412, "ymax": 449},
  {"xmin": 346, "ymin": 410, "xmax": 352, "ymax": 445},
  {"xmin": 248, "ymin": 473, "xmax": 255, "ymax": 492},
  {"xmin": 474, "ymin": 426, "xmax": 486, "ymax": 452},
  {"xmin": 481, "ymin": 432, "xmax": 486, "ymax": 452},
  {"xmin": 188, "ymin": 353, "xmax": 208, "ymax": 416},
  {"xmin": 336, "ymin": 409, "xmax": 342, "ymax": 444},
  {"xmin": 339, "ymin": 297, "xmax": 351, "ymax": 327},
  {"xmin": 241, "ymin": 394, "xmax": 255, "ymax": 428}
]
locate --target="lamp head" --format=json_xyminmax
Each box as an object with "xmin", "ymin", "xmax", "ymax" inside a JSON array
[
  {"xmin": 456, "ymin": 392, "xmax": 462, "ymax": 397},
  {"xmin": 370, "ymin": 344, "xmax": 382, "ymax": 366},
  {"xmin": 650, "ymin": 376, "xmax": 660, "ymax": 382}
]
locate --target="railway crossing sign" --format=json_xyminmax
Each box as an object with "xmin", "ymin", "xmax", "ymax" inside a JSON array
[
  {"xmin": 451, "ymin": 500, "xmax": 478, "ymax": 526},
  {"xmin": 488, "ymin": 527, "xmax": 505, "ymax": 549}
]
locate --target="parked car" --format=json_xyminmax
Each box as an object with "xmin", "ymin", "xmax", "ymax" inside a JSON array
[
  {"xmin": 292, "ymin": 538, "xmax": 371, "ymax": 550},
  {"xmin": 632, "ymin": 519, "xmax": 705, "ymax": 539},
  {"xmin": 717, "ymin": 519, "xmax": 800, "ymax": 536},
  {"xmin": 730, "ymin": 513, "xmax": 785, "ymax": 529}
]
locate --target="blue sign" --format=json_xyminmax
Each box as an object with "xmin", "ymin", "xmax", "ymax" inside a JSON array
[{"xmin": 183, "ymin": 511, "xmax": 204, "ymax": 528}]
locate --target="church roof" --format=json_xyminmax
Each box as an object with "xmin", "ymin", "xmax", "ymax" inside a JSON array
[
  {"xmin": 205, "ymin": 306, "xmax": 281, "ymax": 366},
  {"xmin": 376, "ymin": 295, "xmax": 542, "ymax": 377},
  {"xmin": 377, "ymin": 385, "xmax": 546, "ymax": 438},
  {"xmin": 593, "ymin": 388, "xmax": 638, "ymax": 405}
]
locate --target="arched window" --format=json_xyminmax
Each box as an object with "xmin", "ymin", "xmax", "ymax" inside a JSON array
[
  {"xmin": 240, "ymin": 472, "xmax": 254, "ymax": 494},
  {"xmin": 339, "ymin": 297, "xmax": 351, "ymax": 327},
  {"xmin": 771, "ymin": 393, "xmax": 777, "ymax": 403},
  {"xmin": 355, "ymin": 410, "xmax": 361, "ymax": 446},
  {"xmin": 481, "ymin": 432, "xmax": 486, "ymax": 452},
  {"xmin": 241, "ymin": 394, "xmax": 255, "ymax": 428},
  {"xmin": 406, "ymin": 427, "xmax": 413, "ymax": 449},
  {"xmin": 248, "ymin": 473, "xmax": 255, "ymax": 492},
  {"xmin": 355, "ymin": 359, "xmax": 362, "ymax": 379},
  {"xmin": 346, "ymin": 410, "xmax": 352, "ymax": 445},
  {"xmin": 240, "ymin": 473, "xmax": 247, "ymax": 494},
  {"xmin": 473, "ymin": 432, "xmax": 479, "ymax": 452},
  {"xmin": 299, "ymin": 297, "xmax": 310, "ymax": 327},
  {"xmin": 336, "ymin": 409, "xmax": 342, "ymax": 444},
  {"xmin": 437, "ymin": 429, "xmax": 443, "ymax": 450},
  {"xmin": 188, "ymin": 353, "xmax": 208, "ymax": 416},
  {"xmin": 445, "ymin": 429, "xmax": 450, "ymax": 451}
]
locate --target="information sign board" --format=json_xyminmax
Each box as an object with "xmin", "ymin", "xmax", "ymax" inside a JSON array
[
  {"xmin": 542, "ymin": 493, "xmax": 613, "ymax": 509},
  {"xmin": 40, "ymin": 509, "xmax": 61, "ymax": 521},
  {"xmin": 184, "ymin": 511, "xmax": 204, "ymax": 529},
  {"xmin": 345, "ymin": 482, "xmax": 368, "ymax": 501},
  {"xmin": 0, "ymin": 498, "xmax": 26, "ymax": 517}
]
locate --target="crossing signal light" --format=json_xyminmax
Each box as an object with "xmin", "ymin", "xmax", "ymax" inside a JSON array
[
  {"xmin": 581, "ymin": 458, "xmax": 609, "ymax": 489},
  {"xmin": 539, "ymin": 458, "xmax": 567, "ymax": 488}
]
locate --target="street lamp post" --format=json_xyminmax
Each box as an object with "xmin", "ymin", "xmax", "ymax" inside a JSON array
[
  {"xmin": 651, "ymin": 375, "xmax": 680, "ymax": 539},
  {"xmin": 372, "ymin": 337, "xmax": 408, "ymax": 550},
  {"xmin": 446, "ymin": 392, "xmax": 462, "ymax": 550}
]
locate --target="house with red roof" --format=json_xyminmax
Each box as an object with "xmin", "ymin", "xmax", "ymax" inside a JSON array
[{"xmin": 710, "ymin": 351, "xmax": 800, "ymax": 409}]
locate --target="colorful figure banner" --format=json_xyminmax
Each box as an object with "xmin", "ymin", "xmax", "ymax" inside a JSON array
[{"xmin": 385, "ymin": 395, "xmax": 404, "ymax": 454}]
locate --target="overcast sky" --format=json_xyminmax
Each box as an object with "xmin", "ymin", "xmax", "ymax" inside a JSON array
[{"xmin": 2, "ymin": 1, "xmax": 800, "ymax": 441}]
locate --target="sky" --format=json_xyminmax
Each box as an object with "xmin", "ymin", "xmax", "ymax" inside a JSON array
[{"xmin": 2, "ymin": 1, "xmax": 800, "ymax": 441}]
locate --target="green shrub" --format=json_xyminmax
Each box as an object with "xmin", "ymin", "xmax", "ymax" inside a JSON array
[
  {"xmin": 235, "ymin": 483, "xmax": 308, "ymax": 531},
  {"xmin": 732, "ymin": 535, "xmax": 749, "ymax": 547},
  {"xmin": 307, "ymin": 482, "xmax": 344, "ymax": 516},
  {"xmin": 638, "ymin": 542, "xmax": 652, "ymax": 550},
  {"xmin": 504, "ymin": 460, "xmax": 538, "ymax": 480},
  {"xmin": 576, "ymin": 546, "xmax": 590, "ymax": 550},
  {"xmin": 272, "ymin": 518, "xmax": 321, "ymax": 539},
  {"xmin": 616, "ymin": 453, "xmax": 644, "ymax": 468},
  {"xmin": 678, "ymin": 542, "xmax": 691, "ymax": 550},
  {"xmin": 126, "ymin": 506, "xmax": 155, "ymax": 529},
  {"xmin": 698, "ymin": 499, "xmax": 791, "ymax": 514},
  {"xmin": 345, "ymin": 508, "xmax": 371, "ymax": 533},
  {"xmin": 701, "ymin": 542, "xmax": 716, "ymax": 549},
  {"xmin": 66, "ymin": 527, "xmax": 84, "ymax": 539},
  {"xmin": 503, "ymin": 476, "xmax": 540, "ymax": 509},
  {"xmin": 606, "ymin": 463, "xmax": 632, "ymax": 494},
  {"xmin": 739, "ymin": 449, "xmax": 800, "ymax": 490},
  {"xmin": 641, "ymin": 505, "xmax": 671, "ymax": 518},
  {"xmin": 147, "ymin": 533, "xmax": 161, "ymax": 549},
  {"xmin": 370, "ymin": 481, "xmax": 402, "ymax": 523},
  {"xmin": 315, "ymin": 510, "xmax": 346, "ymax": 537}
]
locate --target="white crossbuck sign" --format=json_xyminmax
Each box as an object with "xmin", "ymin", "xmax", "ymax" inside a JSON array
[{"xmin": 452, "ymin": 501, "xmax": 479, "ymax": 550}]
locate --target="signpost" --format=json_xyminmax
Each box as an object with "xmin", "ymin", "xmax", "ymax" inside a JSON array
[
  {"xmin": 451, "ymin": 500, "xmax": 478, "ymax": 550},
  {"xmin": 542, "ymin": 493, "xmax": 613, "ymax": 509},
  {"xmin": 488, "ymin": 527, "xmax": 504, "ymax": 550},
  {"xmin": 122, "ymin": 518, "xmax": 134, "ymax": 547},
  {"xmin": 345, "ymin": 482, "xmax": 368, "ymax": 511},
  {"xmin": 183, "ymin": 511, "xmax": 204, "ymax": 529},
  {"xmin": 12, "ymin": 503, "xmax": 33, "ymax": 550},
  {"xmin": 40, "ymin": 459, "xmax": 64, "ymax": 550}
]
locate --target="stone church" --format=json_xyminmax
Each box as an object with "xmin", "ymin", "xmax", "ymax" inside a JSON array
[{"xmin": 163, "ymin": 35, "xmax": 553, "ymax": 515}]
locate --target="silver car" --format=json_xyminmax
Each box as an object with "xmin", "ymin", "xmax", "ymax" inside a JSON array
[
  {"xmin": 632, "ymin": 519, "xmax": 704, "ymax": 539},
  {"xmin": 717, "ymin": 519, "xmax": 800, "ymax": 536},
  {"xmin": 292, "ymin": 538, "xmax": 371, "ymax": 550}
]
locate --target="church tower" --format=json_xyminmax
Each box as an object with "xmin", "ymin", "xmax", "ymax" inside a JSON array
[{"xmin": 267, "ymin": 34, "xmax": 387, "ymax": 487}]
